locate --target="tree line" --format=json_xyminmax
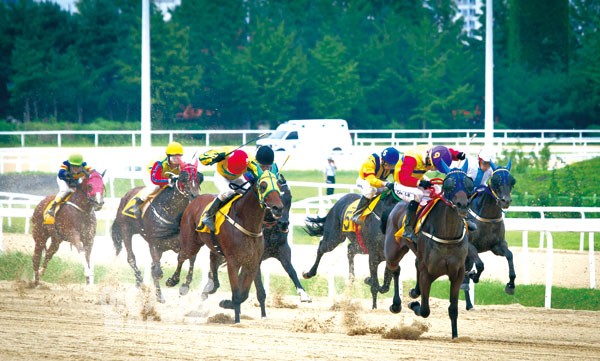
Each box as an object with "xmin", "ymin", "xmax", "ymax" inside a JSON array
[{"xmin": 0, "ymin": 0, "xmax": 598, "ymax": 131}]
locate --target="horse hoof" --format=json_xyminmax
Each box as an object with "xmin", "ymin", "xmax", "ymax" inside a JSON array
[
  {"xmin": 460, "ymin": 283, "xmax": 470, "ymax": 291},
  {"xmin": 165, "ymin": 277, "xmax": 178, "ymax": 288},
  {"xmin": 389, "ymin": 304, "xmax": 401, "ymax": 314},
  {"xmin": 363, "ymin": 277, "xmax": 371, "ymax": 286},
  {"xmin": 219, "ymin": 300, "xmax": 234, "ymax": 309},
  {"xmin": 505, "ymin": 284, "xmax": 515, "ymax": 295},
  {"xmin": 157, "ymin": 295, "xmax": 166, "ymax": 304},
  {"xmin": 179, "ymin": 285, "xmax": 189, "ymax": 296},
  {"xmin": 379, "ymin": 286, "xmax": 390, "ymax": 294},
  {"xmin": 409, "ymin": 288, "xmax": 420, "ymax": 299},
  {"xmin": 302, "ymin": 271, "xmax": 312, "ymax": 279},
  {"xmin": 408, "ymin": 301, "xmax": 420, "ymax": 314}
]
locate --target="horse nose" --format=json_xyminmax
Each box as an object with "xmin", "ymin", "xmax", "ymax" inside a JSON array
[
  {"xmin": 500, "ymin": 195, "xmax": 512, "ymax": 209},
  {"xmin": 271, "ymin": 206, "xmax": 283, "ymax": 219}
]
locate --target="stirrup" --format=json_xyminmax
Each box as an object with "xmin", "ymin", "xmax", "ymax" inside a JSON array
[
  {"xmin": 402, "ymin": 226, "xmax": 417, "ymax": 242},
  {"xmin": 467, "ymin": 220, "xmax": 477, "ymax": 232},
  {"xmin": 352, "ymin": 213, "xmax": 363, "ymax": 225},
  {"xmin": 202, "ymin": 217, "xmax": 216, "ymax": 232}
]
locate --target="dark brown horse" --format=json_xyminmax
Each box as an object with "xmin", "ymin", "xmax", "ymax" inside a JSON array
[
  {"xmin": 462, "ymin": 160, "xmax": 516, "ymax": 310},
  {"xmin": 186, "ymin": 180, "xmax": 312, "ymax": 306},
  {"xmin": 111, "ymin": 162, "xmax": 202, "ymax": 303},
  {"xmin": 31, "ymin": 170, "xmax": 106, "ymax": 286},
  {"xmin": 167, "ymin": 170, "xmax": 283, "ymax": 323},
  {"xmin": 383, "ymin": 160, "xmax": 473, "ymax": 339},
  {"xmin": 303, "ymin": 189, "xmax": 398, "ymax": 309}
]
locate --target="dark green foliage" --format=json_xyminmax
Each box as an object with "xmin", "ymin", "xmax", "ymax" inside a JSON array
[{"xmin": 0, "ymin": 0, "xmax": 597, "ymax": 129}]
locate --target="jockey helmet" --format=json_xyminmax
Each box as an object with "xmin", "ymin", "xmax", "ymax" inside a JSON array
[
  {"xmin": 381, "ymin": 147, "xmax": 400, "ymax": 165},
  {"xmin": 68, "ymin": 153, "xmax": 84, "ymax": 166},
  {"xmin": 256, "ymin": 146, "xmax": 274, "ymax": 166},
  {"xmin": 166, "ymin": 141, "xmax": 184, "ymax": 156},
  {"xmin": 478, "ymin": 148, "xmax": 494, "ymax": 163},
  {"xmin": 227, "ymin": 149, "xmax": 249, "ymax": 174},
  {"xmin": 430, "ymin": 145, "xmax": 452, "ymax": 173}
]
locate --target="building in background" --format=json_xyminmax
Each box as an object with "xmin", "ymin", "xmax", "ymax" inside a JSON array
[{"xmin": 454, "ymin": 0, "xmax": 483, "ymax": 38}]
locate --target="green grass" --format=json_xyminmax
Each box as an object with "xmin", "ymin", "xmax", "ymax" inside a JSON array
[{"xmin": 2, "ymin": 251, "xmax": 597, "ymax": 311}]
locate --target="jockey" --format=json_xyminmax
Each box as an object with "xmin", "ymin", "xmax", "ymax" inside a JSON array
[
  {"xmin": 466, "ymin": 148, "xmax": 494, "ymax": 187},
  {"xmin": 393, "ymin": 144, "xmax": 470, "ymax": 242},
  {"xmin": 132, "ymin": 141, "xmax": 185, "ymax": 216},
  {"xmin": 245, "ymin": 146, "xmax": 279, "ymax": 180},
  {"xmin": 199, "ymin": 147, "xmax": 250, "ymax": 232},
  {"xmin": 351, "ymin": 147, "xmax": 400, "ymax": 225},
  {"xmin": 46, "ymin": 153, "xmax": 94, "ymax": 218}
]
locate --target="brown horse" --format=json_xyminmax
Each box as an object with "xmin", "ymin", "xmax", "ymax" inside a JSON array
[
  {"xmin": 31, "ymin": 170, "xmax": 106, "ymax": 286},
  {"xmin": 383, "ymin": 160, "xmax": 473, "ymax": 339},
  {"xmin": 111, "ymin": 162, "xmax": 202, "ymax": 303},
  {"xmin": 168, "ymin": 170, "xmax": 283, "ymax": 323}
]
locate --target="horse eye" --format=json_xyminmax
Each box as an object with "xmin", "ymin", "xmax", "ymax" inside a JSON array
[
  {"xmin": 510, "ymin": 177, "xmax": 516, "ymax": 187},
  {"xmin": 491, "ymin": 176, "xmax": 500, "ymax": 188},
  {"xmin": 464, "ymin": 178, "xmax": 474, "ymax": 194},
  {"xmin": 442, "ymin": 178, "xmax": 455, "ymax": 192}
]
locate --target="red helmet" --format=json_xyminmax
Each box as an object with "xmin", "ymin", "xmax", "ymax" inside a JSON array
[
  {"xmin": 430, "ymin": 145, "xmax": 452, "ymax": 173},
  {"xmin": 226, "ymin": 150, "xmax": 249, "ymax": 174}
]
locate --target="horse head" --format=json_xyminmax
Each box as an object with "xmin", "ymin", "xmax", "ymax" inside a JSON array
[
  {"xmin": 488, "ymin": 160, "xmax": 515, "ymax": 209},
  {"xmin": 83, "ymin": 170, "xmax": 105, "ymax": 211},
  {"xmin": 440, "ymin": 160, "xmax": 474, "ymax": 217},
  {"xmin": 256, "ymin": 170, "xmax": 284, "ymax": 220},
  {"xmin": 175, "ymin": 162, "xmax": 203, "ymax": 199}
]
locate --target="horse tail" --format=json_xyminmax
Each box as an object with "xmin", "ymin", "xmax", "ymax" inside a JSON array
[
  {"xmin": 303, "ymin": 215, "xmax": 327, "ymax": 237},
  {"xmin": 111, "ymin": 221, "xmax": 123, "ymax": 256}
]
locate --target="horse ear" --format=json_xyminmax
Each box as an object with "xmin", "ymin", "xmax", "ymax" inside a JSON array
[
  {"xmin": 441, "ymin": 159, "xmax": 451, "ymax": 174},
  {"xmin": 461, "ymin": 159, "xmax": 468, "ymax": 172},
  {"xmin": 101, "ymin": 169, "xmax": 107, "ymax": 178},
  {"xmin": 490, "ymin": 160, "xmax": 497, "ymax": 171},
  {"xmin": 506, "ymin": 159, "xmax": 512, "ymax": 171}
]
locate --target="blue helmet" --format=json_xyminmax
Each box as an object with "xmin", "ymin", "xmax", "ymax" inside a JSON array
[{"xmin": 381, "ymin": 147, "xmax": 400, "ymax": 165}]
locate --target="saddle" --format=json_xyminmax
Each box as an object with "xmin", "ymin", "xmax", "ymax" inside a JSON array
[
  {"xmin": 121, "ymin": 188, "xmax": 165, "ymax": 219},
  {"xmin": 393, "ymin": 198, "xmax": 440, "ymax": 242},
  {"xmin": 195, "ymin": 195, "xmax": 241, "ymax": 235}
]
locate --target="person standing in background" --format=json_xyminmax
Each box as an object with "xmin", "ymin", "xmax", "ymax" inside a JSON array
[{"xmin": 324, "ymin": 156, "xmax": 337, "ymax": 195}]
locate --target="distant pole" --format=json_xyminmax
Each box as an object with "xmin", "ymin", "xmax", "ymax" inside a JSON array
[
  {"xmin": 141, "ymin": 0, "xmax": 151, "ymax": 149},
  {"xmin": 484, "ymin": 0, "xmax": 494, "ymax": 149}
]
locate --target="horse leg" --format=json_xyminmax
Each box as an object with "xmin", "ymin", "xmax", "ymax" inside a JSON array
[
  {"xmin": 277, "ymin": 243, "xmax": 311, "ymax": 302},
  {"xmin": 409, "ymin": 270, "xmax": 433, "ymax": 319},
  {"xmin": 388, "ymin": 267, "xmax": 402, "ymax": 314},
  {"xmin": 491, "ymin": 242, "xmax": 516, "ymax": 295},
  {"xmin": 40, "ymin": 237, "xmax": 61, "ymax": 278},
  {"xmin": 254, "ymin": 266, "xmax": 267, "ymax": 319},
  {"xmin": 220, "ymin": 260, "xmax": 242, "ymax": 323},
  {"xmin": 203, "ymin": 252, "xmax": 222, "ymax": 297},
  {"xmin": 448, "ymin": 272, "xmax": 463, "ymax": 339},
  {"xmin": 380, "ymin": 266, "xmax": 392, "ymax": 294},
  {"xmin": 409, "ymin": 258, "xmax": 421, "ymax": 299},
  {"xmin": 302, "ymin": 234, "xmax": 344, "ymax": 279},
  {"xmin": 32, "ymin": 237, "xmax": 46, "ymax": 287},
  {"xmin": 123, "ymin": 235, "xmax": 143, "ymax": 287},
  {"xmin": 462, "ymin": 245, "xmax": 478, "ymax": 310},
  {"xmin": 179, "ymin": 254, "xmax": 197, "ymax": 296},
  {"xmin": 347, "ymin": 241, "xmax": 360, "ymax": 282},
  {"xmin": 365, "ymin": 255, "xmax": 381, "ymax": 309},
  {"xmin": 148, "ymin": 247, "xmax": 165, "ymax": 303},
  {"xmin": 81, "ymin": 241, "xmax": 94, "ymax": 286}
]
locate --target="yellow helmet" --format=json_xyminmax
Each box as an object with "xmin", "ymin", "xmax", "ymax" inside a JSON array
[{"xmin": 166, "ymin": 141, "xmax": 183, "ymax": 156}]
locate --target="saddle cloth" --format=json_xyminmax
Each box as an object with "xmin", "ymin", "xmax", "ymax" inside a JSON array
[
  {"xmin": 341, "ymin": 195, "xmax": 381, "ymax": 232},
  {"xmin": 195, "ymin": 195, "xmax": 241, "ymax": 235}
]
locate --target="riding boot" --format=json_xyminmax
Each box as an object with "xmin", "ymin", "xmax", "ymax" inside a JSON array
[
  {"xmin": 202, "ymin": 198, "xmax": 225, "ymax": 233},
  {"xmin": 46, "ymin": 201, "xmax": 58, "ymax": 217},
  {"xmin": 402, "ymin": 200, "xmax": 420, "ymax": 242},
  {"xmin": 351, "ymin": 196, "xmax": 371, "ymax": 225},
  {"xmin": 132, "ymin": 197, "xmax": 144, "ymax": 218},
  {"xmin": 466, "ymin": 219, "xmax": 478, "ymax": 232}
]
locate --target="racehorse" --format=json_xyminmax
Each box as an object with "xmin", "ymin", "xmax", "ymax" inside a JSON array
[
  {"xmin": 303, "ymin": 189, "xmax": 398, "ymax": 309},
  {"xmin": 31, "ymin": 170, "xmax": 106, "ymax": 286},
  {"xmin": 462, "ymin": 160, "xmax": 516, "ymax": 310},
  {"xmin": 192, "ymin": 180, "xmax": 312, "ymax": 305},
  {"xmin": 383, "ymin": 160, "xmax": 473, "ymax": 339},
  {"xmin": 110, "ymin": 162, "xmax": 202, "ymax": 303},
  {"xmin": 167, "ymin": 170, "xmax": 283, "ymax": 323}
]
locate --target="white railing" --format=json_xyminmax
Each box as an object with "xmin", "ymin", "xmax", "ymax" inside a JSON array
[{"xmin": 1, "ymin": 189, "xmax": 598, "ymax": 309}]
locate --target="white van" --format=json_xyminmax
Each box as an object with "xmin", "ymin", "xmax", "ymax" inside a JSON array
[{"xmin": 256, "ymin": 119, "xmax": 353, "ymax": 153}]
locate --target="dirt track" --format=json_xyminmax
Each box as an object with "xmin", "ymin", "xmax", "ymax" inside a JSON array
[{"xmin": 0, "ymin": 278, "xmax": 599, "ymax": 361}]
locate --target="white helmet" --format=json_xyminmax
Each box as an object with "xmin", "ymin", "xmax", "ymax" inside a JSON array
[{"xmin": 478, "ymin": 149, "xmax": 494, "ymax": 162}]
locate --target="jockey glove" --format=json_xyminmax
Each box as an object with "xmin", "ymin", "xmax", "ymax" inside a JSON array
[
  {"xmin": 211, "ymin": 153, "xmax": 226, "ymax": 165},
  {"xmin": 385, "ymin": 182, "xmax": 395, "ymax": 190},
  {"xmin": 457, "ymin": 152, "xmax": 466, "ymax": 160},
  {"xmin": 278, "ymin": 173, "xmax": 287, "ymax": 185},
  {"xmin": 168, "ymin": 176, "xmax": 178, "ymax": 187},
  {"xmin": 418, "ymin": 180, "xmax": 432, "ymax": 189}
]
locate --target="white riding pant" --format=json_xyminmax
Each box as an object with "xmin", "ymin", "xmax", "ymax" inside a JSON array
[
  {"xmin": 138, "ymin": 176, "xmax": 161, "ymax": 201},
  {"xmin": 213, "ymin": 171, "xmax": 247, "ymax": 201},
  {"xmin": 393, "ymin": 183, "xmax": 441, "ymax": 206},
  {"xmin": 55, "ymin": 178, "xmax": 75, "ymax": 200},
  {"xmin": 355, "ymin": 177, "xmax": 379, "ymax": 199}
]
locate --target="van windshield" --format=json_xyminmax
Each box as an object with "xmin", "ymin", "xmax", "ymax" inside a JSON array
[{"xmin": 269, "ymin": 130, "xmax": 287, "ymax": 139}]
